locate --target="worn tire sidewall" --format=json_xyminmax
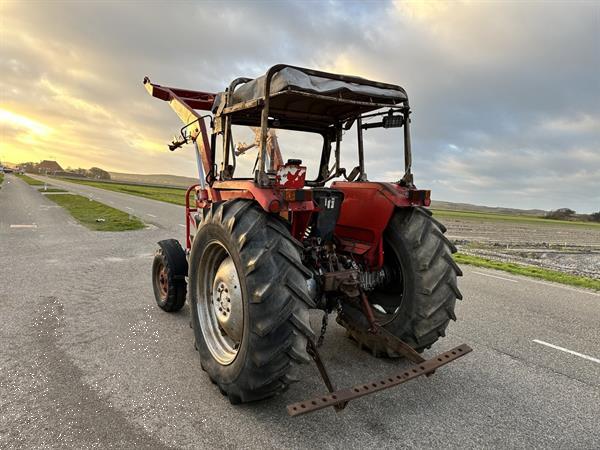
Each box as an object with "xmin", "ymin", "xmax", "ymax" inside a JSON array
[
  {"xmin": 380, "ymin": 214, "xmax": 419, "ymax": 337},
  {"xmin": 189, "ymin": 222, "xmax": 250, "ymax": 385}
]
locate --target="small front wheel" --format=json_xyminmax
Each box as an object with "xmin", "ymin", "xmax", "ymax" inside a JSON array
[{"xmin": 152, "ymin": 248, "xmax": 186, "ymax": 312}]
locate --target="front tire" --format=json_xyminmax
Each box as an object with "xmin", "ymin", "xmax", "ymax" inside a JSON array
[
  {"xmin": 339, "ymin": 207, "xmax": 462, "ymax": 355},
  {"xmin": 152, "ymin": 249, "xmax": 186, "ymax": 312},
  {"xmin": 189, "ymin": 200, "xmax": 314, "ymax": 403}
]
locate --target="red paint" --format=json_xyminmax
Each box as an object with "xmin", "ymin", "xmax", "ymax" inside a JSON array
[
  {"xmin": 331, "ymin": 181, "xmax": 430, "ymax": 269},
  {"xmin": 290, "ymin": 210, "xmax": 313, "ymax": 241},
  {"xmin": 186, "ymin": 179, "xmax": 430, "ymax": 260},
  {"xmin": 146, "ymin": 77, "xmax": 433, "ymax": 268},
  {"xmin": 275, "ymin": 163, "xmax": 307, "ymax": 189},
  {"xmin": 185, "ymin": 184, "xmax": 200, "ymax": 250}
]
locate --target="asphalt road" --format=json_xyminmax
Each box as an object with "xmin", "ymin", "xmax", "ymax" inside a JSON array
[{"xmin": 1, "ymin": 173, "xmax": 599, "ymax": 449}]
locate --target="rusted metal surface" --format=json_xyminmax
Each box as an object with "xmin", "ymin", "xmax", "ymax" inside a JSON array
[
  {"xmin": 373, "ymin": 325, "xmax": 427, "ymax": 365},
  {"xmin": 322, "ymin": 270, "xmax": 360, "ymax": 293},
  {"xmin": 359, "ymin": 289, "xmax": 377, "ymax": 330},
  {"xmin": 338, "ymin": 310, "xmax": 425, "ymax": 364},
  {"xmin": 156, "ymin": 262, "xmax": 168, "ymax": 300},
  {"xmin": 306, "ymin": 340, "xmax": 346, "ymax": 412},
  {"xmin": 287, "ymin": 344, "xmax": 472, "ymax": 417},
  {"xmin": 338, "ymin": 315, "xmax": 428, "ymax": 373}
]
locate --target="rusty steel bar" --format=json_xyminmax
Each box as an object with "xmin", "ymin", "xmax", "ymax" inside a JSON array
[
  {"xmin": 287, "ymin": 344, "xmax": 472, "ymax": 417},
  {"xmin": 337, "ymin": 310, "xmax": 426, "ymax": 365},
  {"xmin": 306, "ymin": 340, "xmax": 346, "ymax": 412},
  {"xmin": 374, "ymin": 325, "xmax": 427, "ymax": 365}
]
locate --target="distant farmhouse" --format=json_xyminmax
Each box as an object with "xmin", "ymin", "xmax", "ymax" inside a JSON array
[
  {"xmin": 36, "ymin": 160, "xmax": 64, "ymax": 174},
  {"xmin": 21, "ymin": 160, "xmax": 110, "ymax": 180}
]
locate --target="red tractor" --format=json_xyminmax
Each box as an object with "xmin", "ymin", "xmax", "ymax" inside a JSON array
[{"xmin": 145, "ymin": 65, "xmax": 469, "ymax": 416}]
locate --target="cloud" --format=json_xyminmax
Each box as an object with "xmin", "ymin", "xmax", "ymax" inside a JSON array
[{"xmin": 0, "ymin": 0, "xmax": 598, "ymax": 212}]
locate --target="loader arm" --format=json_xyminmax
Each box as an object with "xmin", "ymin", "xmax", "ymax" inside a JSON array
[{"xmin": 143, "ymin": 77, "xmax": 216, "ymax": 176}]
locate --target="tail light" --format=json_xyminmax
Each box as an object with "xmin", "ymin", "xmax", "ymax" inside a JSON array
[{"xmin": 283, "ymin": 189, "xmax": 312, "ymax": 203}]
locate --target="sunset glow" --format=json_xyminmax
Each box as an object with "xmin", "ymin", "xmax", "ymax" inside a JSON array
[
  {"xmin": 0, "ymin": 1, "xmax": 598, "ymax": 211},
  {"xmin": 0, "ymin": 108, "xmax": 52, "ymax": 135}
]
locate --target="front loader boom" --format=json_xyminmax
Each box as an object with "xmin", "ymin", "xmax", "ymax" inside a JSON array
[{"xmin": 143, "ymin": 77, "xmax": 214, "ymax": 176}]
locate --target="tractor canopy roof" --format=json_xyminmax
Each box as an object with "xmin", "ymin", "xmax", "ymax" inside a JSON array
[{"xmin": 214, "ymin": 65, "xmax": 408, "ymax": 131}]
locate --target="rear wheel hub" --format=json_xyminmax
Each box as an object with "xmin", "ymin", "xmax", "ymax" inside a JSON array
[
  {"xmin": 212, "ymin": 258, "xmax": 243, "ymax": 343},
  {"xmin": 197, "ymin": 242, "xmax": 244, "ymax": 366}
]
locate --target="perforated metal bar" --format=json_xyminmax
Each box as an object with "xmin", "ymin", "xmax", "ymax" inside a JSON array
[{"xmin": 287, "ymin": 344, "xmax": 472, "ymax": 417}]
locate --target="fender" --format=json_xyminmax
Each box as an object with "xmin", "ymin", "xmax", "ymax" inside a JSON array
[
  {"xmin": 332, "ymin": 181, "xmax": 431, "ymax": 269},
  {"xmin": 157, "ymin": 239, "xmax": 188, "ymax": 281}
]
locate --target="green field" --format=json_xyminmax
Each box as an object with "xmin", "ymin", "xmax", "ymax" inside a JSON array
[
  {"xmin": 455, "ymin": 253, "xmax": 600, "ymax": 291},
  {"xmin": 16, "ymin": 174, "xmax": 45, "ymax": 186},
  {"xmin": 58, "ymin": 178, "xmax": 187, "ymax": 206},
  {"xmin": 431, "ymin": 208, "xmax": 600, "ymax": 228},
  {"xmin": 53, "ymin": 177, "xmax": 599, "ymax": 231},
  {"xmin": 45, "ymin": 193, "xmax": 145, "ymax": 231},
  {"xmin": 0, "ymin": 173, "xmax": 4, "ymax": 186}
]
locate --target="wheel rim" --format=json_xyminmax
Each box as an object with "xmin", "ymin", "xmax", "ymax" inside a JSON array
[
  {"xmin": 197, "ymin": 241, "xmax": 243, "ymax": 365},
  {"xmin": 370, "ymin": 240, "xmax": 404, "ymax": 326},
  {"xmin": 156, "ymin": 262, "xmax": 168, "ymax": 300}
]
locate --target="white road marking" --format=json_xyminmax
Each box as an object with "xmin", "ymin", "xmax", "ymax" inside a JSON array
[
  {"xmin": 472, "ymin": 271, "xmax": 518, "ymax": 283},
  {"xmin": 533, "ymin": 339, "xmax": 600, "ymax": 364},
  {"xmin": 125, "ymin": 207, "xmax": 133, "ymax": 210},
  {"xmin": 10, "ymin": 224, "xmax": 38, "ymax": 228},
  {"xmin": 146, "ymin": 213, "xmax": 157, "ymax": 218},
  {"xmin": 178, "ymin": 224, "xmax": 186, "ymax": 228}
]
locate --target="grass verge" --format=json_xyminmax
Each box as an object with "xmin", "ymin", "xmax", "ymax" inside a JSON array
[
  {"xmin": 16, "ymin": 174, "xmax": 45, "ymax": 186},
  {"xmin": 455, "ymin": 253, "xmax": 600, "ymax": 291},
  {"xmin": 432, "ymin": 209, "xmax": 599, "ymax": 228},
  {"xmin": 57, "ymin": 178, "xmax": 187, "ymax": 205},
  {"xmin": 45, "ymin": 193, "xmax": 145, "ymax": 231},
  {"xmin": 38, "ymin": 187, "xmax": 67, "ymax": 193},
  {"xmin": 0, "ymin": 173, "xmax": 4, "ymax": 186}
]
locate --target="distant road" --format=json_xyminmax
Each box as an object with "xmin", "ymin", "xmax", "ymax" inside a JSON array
[
  {"xmin": 58, "ymin": 174, "xmax": 189, "ymax": 190},
  {"xmin": 32, "ymin": 174, "xmax": 184, "ymax": 232},
  {"xmin": 2, "ymin": 172, "xmax": 597, "ymax": 448}
]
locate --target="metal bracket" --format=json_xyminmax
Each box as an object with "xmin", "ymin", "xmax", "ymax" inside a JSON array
[
  {"xmin": 306, "ymin": 340, "xmax": 346, "ymax": 412},
  {"xmin": 373, "ymin": 325, "xmax": 426, "ymax": 365},
  {"xmin": 287, "ymin": 344, "xmax": 472, "ymax": 417}
]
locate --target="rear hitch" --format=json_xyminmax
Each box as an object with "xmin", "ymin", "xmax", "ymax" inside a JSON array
[
  {"xmin": 287, "ymin": 343, "xmax": 472, "ymax": 417},
  {"xmin": 287, "ymin": 287, "xmax": 472, "ymax": 417}
]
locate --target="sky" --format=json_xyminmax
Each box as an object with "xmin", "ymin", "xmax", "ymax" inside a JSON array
[{"xmin": 0, "ymin": 0, "xmax": 598, "ymax": 212}]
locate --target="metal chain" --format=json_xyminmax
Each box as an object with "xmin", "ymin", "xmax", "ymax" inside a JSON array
[{"xmin": 316, "ymin": 311, "xmax": 329, "ymax": 348}]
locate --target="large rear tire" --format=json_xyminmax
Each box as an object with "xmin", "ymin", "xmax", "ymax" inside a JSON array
[
  {"xmin": 339, "ymin": 207, "xmax": 462, "ymax": 355},
  {"xmin": 189, "ymin": 200, "xmax": 314, "ymax": 403}
]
